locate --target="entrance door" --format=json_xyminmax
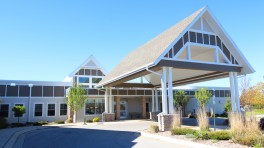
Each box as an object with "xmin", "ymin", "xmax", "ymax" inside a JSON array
[{"xmin": 120, "ymin": 101, "xmax": 127, "ymax": 119}]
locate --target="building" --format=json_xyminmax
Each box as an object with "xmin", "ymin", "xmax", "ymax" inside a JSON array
[{"xmin": 0, "ymin": 7, "xmax": 254, "ymax": 127}]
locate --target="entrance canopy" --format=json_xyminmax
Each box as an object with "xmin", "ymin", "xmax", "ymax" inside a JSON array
[{"xmin": 96, "ymin": 6, "xmax": 254, "ymax": 88}]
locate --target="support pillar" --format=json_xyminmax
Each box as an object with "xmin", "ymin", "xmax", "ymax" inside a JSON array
[
  {"xmin": 229, "ymin": 72, "xmax": 237, "ymax": 112},
  {"xmin": 168, "ymin": 67, "xmax": 174, "ymax": 114},
  {"xmin": 161, "ymin": 67, "xmax": 168, "ymax": 114},
  {"xmin": 109, "ymin": 88, "xmax": 113, "ymax": 113},
  {"xmin": 233, "ymin": 72, "xmax": 241, "ymax": 112},
  {"xmin": 151, "ymin": 89, "xmax": 155, "ymax": 112},
  {"xmin": 142, "ymin": 96, "xmax": 146, "ymax": 119},
  {"xmin": 116, "ymin": 96, "xmax": 120, "ymax": 120},
  {"xmin": 104, "ymin": 88, "xmax": 109, "ymax": 113},
  {"xmin": 155, "ymin": 88, "xmax": 159, "ymax": 112}
]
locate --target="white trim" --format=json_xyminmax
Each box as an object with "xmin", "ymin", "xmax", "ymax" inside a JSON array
[
  {"xmin": 46, "ymin": 102, "xmax": 56, "ymax": 117},
  {"xmin": 33, "ymin": 103, "xmax": 44, "ymax": 118}
]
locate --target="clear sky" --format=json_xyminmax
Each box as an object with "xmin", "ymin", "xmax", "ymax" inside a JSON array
[{"xmin": 0, "ymin": 0, "xmax": 263, "ymax": 87}]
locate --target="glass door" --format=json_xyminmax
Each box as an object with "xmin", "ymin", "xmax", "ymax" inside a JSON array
[{"xmin": 120, "ymin": 101, "xmax": 127, "ymax": 119}]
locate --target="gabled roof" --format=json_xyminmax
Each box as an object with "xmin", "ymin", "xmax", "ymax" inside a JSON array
[
  {"xmin": 97, "ymin": 6, "xmax": 254, "ymax": 87},
  {"xmin": 64, "ymin": 55, "xmax": 106, "ymax": 82}
]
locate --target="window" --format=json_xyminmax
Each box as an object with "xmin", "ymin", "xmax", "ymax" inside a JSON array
[
  {"xmin": 19, "ymin": 85, "xmax": 30, "ymax": 97},
  {"xmin": 34, "ymin": 104, "xmax": 43, "ymax": 117},
  {"xmin": 78, "ymin": 77, "xmax": 89, "ymax": 83},
  {"xmin": 92, "ymin": 78, "xmax": 102, "ymax": 83},
  {"xmin": 85, "ymin": 99, "xmax": 105, "ymax": 115},
  {"xmin": 14, "ymin": 104, "xmax": 24, "ymax": 117},
  {"xmin": 60, "ymin": 104, "xmax": 67, "ymax": 116},
  {"xmin": 0, "ymin": 104, "xmax": 9, "ymax": 117},
  {"xmin": 54, "ymin": 86, "xmax": 64, "ymax": 97},
  {"xmin": 203, "ymin": 34, "xmax": 209, "ymax": 45},
  {"xmin": 43, "ymin": 86, "xmax": 54, "ymax": 97},
  {"xmin": 32, "ymin": 86, "xmax": 42, "ymax": 97},
  {"xmin": 197, "ymin": 33, "xmax": 203, "ymax": 44},
  {"xmin": 6, "ymin": 85, "xmax": 18, "ymax": 97},
  {"xmin": 0, "ymin": 85, "xmax": 6, "ymax": 97},
  {"xmin": 190, "ymin": 32, "xmax": 196, "ymax": 43},
  {"xmin": 47, "ymin": 104, "xmax": 55, "ymax": 116},
  {"xmin": 209, "ymin": 35, "xmax": 216, "ymax": 45}
]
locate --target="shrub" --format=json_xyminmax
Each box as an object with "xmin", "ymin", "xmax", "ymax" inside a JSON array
[
  {"xmin": 229, "ymin": 112, "xmax": 263, "ymax": 146},
  {"xmin": 34, "ymin": 121, "xmax": 48, "ymax": 126},
  {"xmin": 93, "ymin": 117, "xmax": 100, "ymax": 122},
  {"xmin": 193, "ymin": 130, "xmax": 209, "ymax": 140},
  {"xmin": 55, "ymin": 120, "xmax": 65, "ymax": 124},
  {"xmin": 171, "ymin": 128, "xmax": 197, "ymax": 135},
  {"xmin": 149, "ymin": 124, "xmax": 159, "ymax": 133},
  {"xmin": 196, "ymin": 107, "xmax": 209, "ymax": 131},
  {"xmin": 86, "ymin": 119, "xmax": 93, "ymax": 123},
  {"xmin": 208, "ymin": 131, "xmax": 231, "ymax": 140},
  {"xmin": 66, "ymin": 118, "xmax": 73, "ymax": 123},
  {"xmin": 0, "ymin": 116, "xmax": 7, "ymax": 129},
  {"xmin": 171, "ymin": 114, "xmax": 181, "ymax": 128}
]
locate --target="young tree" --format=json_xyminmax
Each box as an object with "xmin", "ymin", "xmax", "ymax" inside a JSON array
[
  {"xmin": 12, "ymin": 106, "xmax": 26, "ymax": 123},
  {"xmin": 173, "ymin": 90, "xmax": 189, "ymax": 115},
  {"xmin": 224, "ymin": 97, "xmax": 232, "ymax": 112},
  {"xmin": 66, "ymin": 84, "xmax": 87, "ymax": 123},
  {"xmin": 194, "ymin": 88, "xmax": 212, "ymax": 109}
]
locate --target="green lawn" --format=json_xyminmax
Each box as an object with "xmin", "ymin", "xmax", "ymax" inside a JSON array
[{"xmin": 246, "ymin": 109, "xmax": 264, "ymax": 116}]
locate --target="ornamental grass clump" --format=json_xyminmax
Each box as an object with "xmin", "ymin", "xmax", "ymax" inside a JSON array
[
  {"xmin": 196, "ymin": 107, "xmax": 209, "ymax": 131},
  {"xmin": 229, "ymin": 112, "xmax": 263, "ymax": 146},
  {"xmin": 149, "ymin": 124, "xmax": 159, "ymax": 133},
  {"xmin": 171, "ymin": 113, "xmax": 181, "ymax": 129}
]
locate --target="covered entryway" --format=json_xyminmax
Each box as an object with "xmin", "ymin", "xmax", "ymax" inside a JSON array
[{"xmin": 97, "ymin": 7, "xmax": 254, "ymax": 131}]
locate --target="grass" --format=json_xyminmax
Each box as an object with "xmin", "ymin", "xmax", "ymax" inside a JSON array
[
  {"xmin": 246, "ymin": 109, "xmax": 264, "ymax": 117},
  {"xmin": 196, "ymin": 107, "xmax": 209, "ymax": 131}
]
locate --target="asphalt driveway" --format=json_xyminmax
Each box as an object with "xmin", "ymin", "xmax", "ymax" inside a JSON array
[{"xmin": 14, "ymin": 120, "xmax": 191, "ymax": 148}]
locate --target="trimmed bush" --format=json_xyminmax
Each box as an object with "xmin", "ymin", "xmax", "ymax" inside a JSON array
[
  {"xmin": 171, "ymin": 128, "xmax": 197, "ymax": 135},
  {"xmin": 0, "ymin": 116, "xmax": 7, "ymax": 129},
  {"xmin": 86, "ymin": 119, "xmax": 93, "ymax": 123},
  {"xmin": 93, "ymin": 117, "xmax": 100, "ymax": 122},
  {"xmin": 193, "ymin": 130, "xmax": 209, "ymax": 140},
  {"xmin": 34, "ymin": 121, "xmax": 48, "ymax": 126},
  {"xmin": 55, "ymin": 120, "xmax": 65, "ymax": 124},
  {"xmin": 149, "ymin": 124, "xmax": 159, "ymax": 133},
  {"xmin": 208, "ymin": 131, "xmax": 231, "ymax": 140}
]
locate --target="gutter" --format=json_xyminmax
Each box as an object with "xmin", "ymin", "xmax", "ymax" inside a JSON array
[{"xmin": 146, "ymin": 65, "xmax": 162, "ymax": 76}]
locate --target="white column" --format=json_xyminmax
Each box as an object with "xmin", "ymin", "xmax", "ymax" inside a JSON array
[
  {"xmin": 155, "ymin": 88, "xmax": 159, "ymax": 112},
  {"xmin": 151, "ymin": 89, "xmax": 155, "ymax": 112},
  {"xmin": 233, "ymin": 72, "xmax": 241, "ymax": 112},
  {"xmin": 104, "ymin": 88, "xmax": 109, "ymax": 113},
  {"xmin": 168, "ymin": 67, "xmax": 174, "ymax": 114},
  {"xmin": 161, "ymin": 67, "xmax": 168, "ymax": 114},
  {"xmin": 109, "ymin": 88, "xmax": 113, "ymax": 113},
  {"xmin": 229, "ymin": 72, "xmax": 236, "ymax": 112}
]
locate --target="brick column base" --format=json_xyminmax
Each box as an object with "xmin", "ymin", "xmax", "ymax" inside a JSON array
[
  {"xmin": 157, "ymin": 113, "xmax": 179, "ymax": 131},
  {"xmin": 102, "ymin": 113, "xmax": 115, "ymax": 122}
]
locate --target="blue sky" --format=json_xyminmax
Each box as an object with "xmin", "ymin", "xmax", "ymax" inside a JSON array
[{"xmin": 0, "ymin": 0, "xmax": 263, "ymax": 87}]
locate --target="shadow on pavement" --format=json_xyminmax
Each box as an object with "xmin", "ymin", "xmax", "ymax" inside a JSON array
[{"xmin": 20, "ymin": 127, "xmax": 141, "ymax": 148}]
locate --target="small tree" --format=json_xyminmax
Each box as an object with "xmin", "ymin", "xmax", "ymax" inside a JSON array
[
  {"xmin": 173, "ymin": 90, "xmax": 189, "ymax": 116},
  {"xmin": 66, "ymin": 84, "xmax": 87, "ymax": 122},
  {"xmin": 194, "ymin": 88, "xmax": 212, "ymax": 109},
  {"xmin": 224, "ymin": 97, "xmax": 232, "ymax": 112},
  {"xmin": 12, "ymin": 106, "xmax": 26, "ymax": 123}
]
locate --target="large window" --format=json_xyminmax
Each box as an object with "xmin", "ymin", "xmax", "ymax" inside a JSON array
[
  {"xmin": 47, "ymin": 104, "xmax": 55, "ymax": 116},
  {"xmin": 0, "ymin": 104, "xmax": 9, "ymax": 117},
  {"xmin": 60, "ymin": 104, "xmax": 67, "ymax": 116},
  {"xmin": 34, "ymin": 104, "xmax": 43, "ymax": 117},
  {"xmin": 92, "ymin": 78, "xmax": 102, "ymax": 83},
  {"xmin": 85, "ymin": 99, "xmax": 105, "ymax": 115},
  {"xmin": 14, "ymin": 104, "xmax": 24, "ymax": 117},
  {"xmin": 78, "ymin": 77, "xmax": 90, "ymax": 83}
]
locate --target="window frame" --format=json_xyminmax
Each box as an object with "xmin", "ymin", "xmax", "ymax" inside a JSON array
[
  {"xmin": 84, "ymin": 98, "xmax": 105, "ymax": 115},
  {"xmin": 0, "ymin": 104, "xmax": 10, "ymax": 118},
  {"xmin": 46, "ymin": 103, "xmax": 56, "ymax": 117},
  {"xmin": 34, "ymin": 103, "xmax": 44, "ymax": 117},
  {"xmin": 59, "ymin": 103, "xmax": 67, "ymax": 116}
]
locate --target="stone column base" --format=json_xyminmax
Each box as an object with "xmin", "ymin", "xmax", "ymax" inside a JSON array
[
  {"xmin": 157, "ymin": 113, "xmax": 179, "ymax": 131},
  {"xmin": 149, "ymin": 112, "xmax": 159, "ymax": 121},
  {"xmin": 102, "ymin": 113, "xmax": 115, "ymax": 122}
]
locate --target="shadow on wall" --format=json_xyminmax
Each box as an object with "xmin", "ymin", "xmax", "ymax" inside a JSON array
[{"xmin": 21, "ymin": 127, "xmax": 140, "ymax": 148}]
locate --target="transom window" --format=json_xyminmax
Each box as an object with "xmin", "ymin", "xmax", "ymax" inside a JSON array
[
  {"xmin": 92, "ymin": 78, "xmax": 102, "ymax": 83},
  {"xmin": 78, "ymin": 77, "xmax": 90, "ymax": 83},
  {"xmin": 85, "ymin": 99, "xmax": 104, "ymax": 115}
]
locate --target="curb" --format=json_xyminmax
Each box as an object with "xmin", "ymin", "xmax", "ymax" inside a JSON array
[
  {"xmin": 140, "ymin": 131, "xmax": 217, "ymax": 148},
  {"xmin": 3, "ymin": 126, "xmax": 50, "ymax": 148}
]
